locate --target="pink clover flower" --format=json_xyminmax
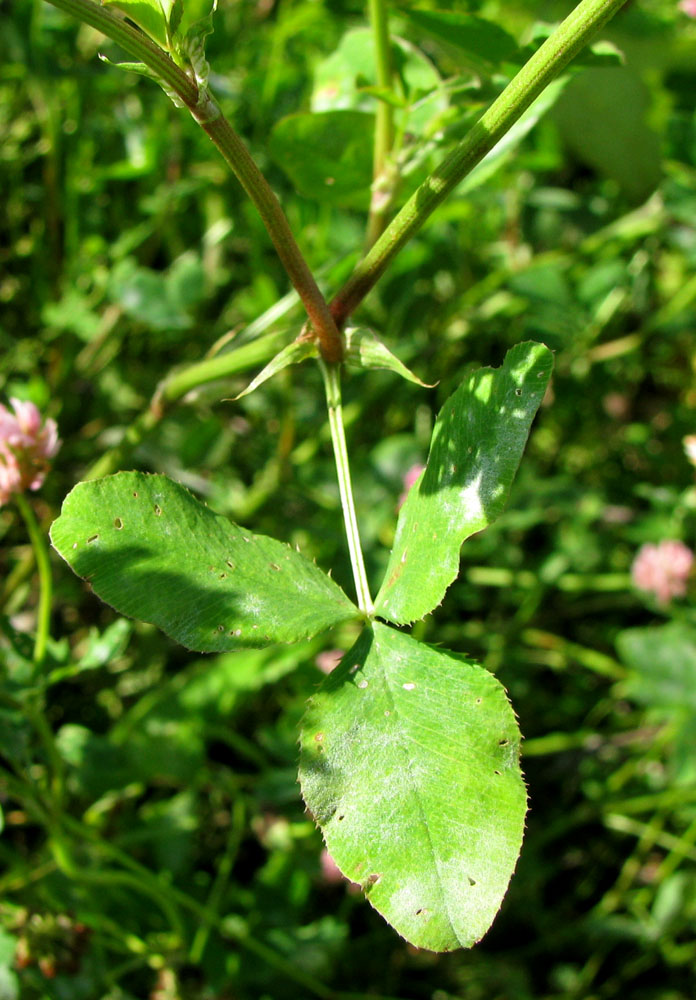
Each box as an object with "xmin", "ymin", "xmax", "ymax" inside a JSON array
[
  {"xmin": 631, "ymin": 539, "xmax": 694, "ymax": 605},
  {"xmin": 0, "ymin": 398, "xmax": 60, "ymax": 505}
]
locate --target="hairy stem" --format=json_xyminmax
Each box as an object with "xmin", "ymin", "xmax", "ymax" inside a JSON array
[
  {"xmin": 365, "ymin": 0, "xmax": 395, "ymax": 249},
  {"xmin": 319, "ymin": 363, "xmax": 373, "ymax": 615},
  {"xmin": 43, "ymin": 0, "xmax": 342, "ymax": 362},
  {"xmin": 15, "ymin": 492, "xmax": 53, "ymax": 669},
  {"xmin": 330, "ymin": 0, "xmax": 628, "ymax": 326}
]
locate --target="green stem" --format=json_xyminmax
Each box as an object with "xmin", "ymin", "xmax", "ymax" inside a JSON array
[
  {"xmin": 59, "ymin": 818, "xmax": 336, "ymax": 999},
  {"xmin": 84, "ymin": 329, "xmax": 288, "ymax": 480},
  {"xmin": 188, "ymin": 797, "xmax": 245, "ymax": 964},
  {"xmin": 319, "ymin": 362, "xmax": 373, "ymax": 615},
  {"xmin": 15, "ymin": 492, "xmax": 52, "ymax": 669},
  {"xmin": 330, "ymin": 0, "xmax": 628, "ymax": 326},
  {"xmin": 222, "ymin": 917, "xmax": 336, "ymax": 1000},
  {"xmin": 25, "ymin": 701, "xmax": 65, "ymax": 807},
  {"xmin": 85, "ymin": 408, "xmax": 159, "ymax": 482},
  {"xmin": 158, "ymin": 330, "xmax": 290, "ymax": 406},
  {"xmin": 365, "ymin": 0, "xmax": 395, "ymax": 249},
  {"xmin": 50, "ymin": 834, "xmax": 186, "ymax": 939},
  {"xmin": 43, "ymin": 0, "xmax": 342, "ymax": 362}
]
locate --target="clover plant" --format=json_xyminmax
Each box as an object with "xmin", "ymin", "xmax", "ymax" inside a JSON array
[{"xmin": 43, "ymin": 0, "xmax": 626, "ymax": 951}]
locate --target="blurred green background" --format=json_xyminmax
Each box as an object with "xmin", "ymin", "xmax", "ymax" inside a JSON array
[{"xmin": 1, "ymin": 0, "xmax": 696, "ymax": 997}]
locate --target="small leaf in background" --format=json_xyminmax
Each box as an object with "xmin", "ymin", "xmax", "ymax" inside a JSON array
[
  {"xmin": 42, "ymin": 289, "xmax": 102, "ymax": 343},
  {"xmin": 375, "ymin": 342, "xmax": 553, "ymax": 624},
  {"xmin": 114, "ymin": 640, "xmax": 321, "ymax": 743},
  {"xmin": 233, "ymin": 338, "xmax": 318, "ymax": 400},
  {"xmin": 269, "ymin": 111, "xmax": 375, "ymax": 209},
  {"xmin": 55, "ymin": 723, "xmax": 137, "ymax": 796},
  {"xmin": 311, "ymin": 28, "xmax": 446, "ymax": 149},
  {"xmin": 312, "ymin": 28, "xmax": 384, "ymax": 112},
  {"xmin": 299, "ymin": 622, "xmax": 526, "ymax": 951},
  {"xmin": 46, "ymin": 619, "xmax": 133, "ymax": 686},
  {"xmin": 108, "ymin": 253, "xmax": 205, "ymax": 332},
  {"xmin": 616, "ymin": 622, "xmax": 696, "ymax": 711},
  {"xmin": 616, "ymin": 623, "xmax": 696, "ymax": 783},
  {"xmin": 50, "ymin": 472, "xmax": 360, "ymax": 652},
  {"xmin": 553, "ymin": 67, "xmax": 662, "ymax": 204},
  {"xmin": 344, "ymin": 327, "xmax": 434, "ymax": 388},
  {"xmin": 519, "ymin": 24, "xmax": 624, "ymax": 67},
  {"xmin": 399, "ymin": 9, "xmax": 520, "ymax": 67}
]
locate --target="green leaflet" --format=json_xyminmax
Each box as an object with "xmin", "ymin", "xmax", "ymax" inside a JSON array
[
  {"xmin": 173, "ymin": 0, "xmax": 217, "ymax": 91},
  {"xmin": 234, "ymin": 328, "xmax": 430, "ymax": 399},
  {"xmin": 97, "ymin": 55, "xmax": 186, "ymax": 107},
  {"xmin": 50, "ymin": 472, "xmax": 359, "ymax": 652},
  {"xmin": 103, "ymin": 0, "xmax": 217, "ymax": 92},
  {"xmin": 102, "ymin": 0, "xmax": 172, "ymax": 48},
  {"xmin": 616, "ymin": 623, "xmax": 696, "ymax": 712},
  {"xmin": 399, "ymin": 9, "xmax": 519, "ymax": 67},
  {"xmin": 299, "ymin": 622, "xmax": 527, "ymax": 951},
  {"xmin": 375, "ymin": 342, "xmax": 553, "ymax": 624}
]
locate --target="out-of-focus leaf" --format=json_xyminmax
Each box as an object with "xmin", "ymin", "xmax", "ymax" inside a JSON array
[
  {"xmin": 108, "ymin": 254, "xmax": 205, "ymax": 331},
  {"xmin": 400, "ymin": 9, "xmax": 519, "ymax": 66},
  {"xmin": 616, "ymin": 623, "xmax": 696, "ymax": 710},
  {"xmin": 42, "ymin": 289, "xmax": 102, "ymax": 343},
  {"xmin": 616, "ymin": 623, "xmax": 696, "ymax": 784},
  {"xmin": 103, "ymin": 0, "xmax": 172, "ymax": 48},
  {"xmin": 311, "ymin": 28, "xmax": 445, "ymax": 139},
  {"xmin": 269, "ymin": 111, "xmax": 375, "ymax": 208},
  {"xmin": 554, "ymin": 67, "xmax": 661, "ymax": 203},
  {"xmin": 56, "ymin": 724, "xmax": 137, "ymax": 795},
  {"xmin": 47, "ymin": 620, "xmax": 133, "ymax": 686}
]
